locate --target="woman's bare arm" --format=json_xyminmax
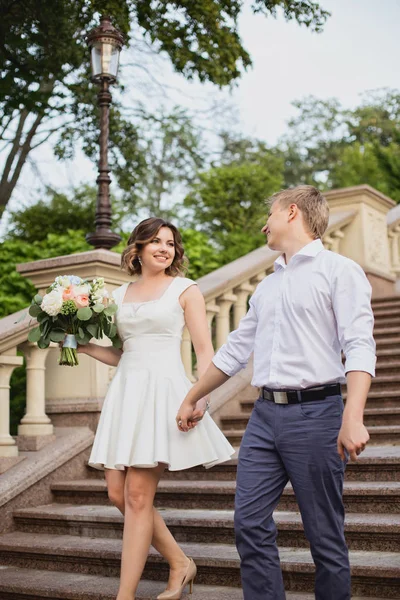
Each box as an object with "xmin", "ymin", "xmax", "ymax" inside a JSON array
[{"xmin": 79, "ymin": 343, "xmax": 123, "ymax": 367}]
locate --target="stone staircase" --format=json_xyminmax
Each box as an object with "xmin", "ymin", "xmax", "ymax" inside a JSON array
[{"xmin": 0, "ymin": 297, "xmax": 400, "ymax": 599}]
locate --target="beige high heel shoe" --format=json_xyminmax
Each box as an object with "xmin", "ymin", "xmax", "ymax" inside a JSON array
[{"xmin": 156, "ymin": 557, "xmax": 197, "ymax": 599}]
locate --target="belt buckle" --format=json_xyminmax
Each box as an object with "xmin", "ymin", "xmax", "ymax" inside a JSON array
[{"xmin": 273, "ymin": 391, "xmax": 288, "ymax": 404}]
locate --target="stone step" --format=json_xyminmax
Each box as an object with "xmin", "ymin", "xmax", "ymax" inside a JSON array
[
  {"xmin": 0, "ymin": 532, "xmax": 399, "ymax": 597},
  {"xmin": 374, "ymin": 326, "xmax": 400, "ymax": 338},
  {"xmin": 376, "ymin": 361, "xmax": 400, "ymax": 375},
  {"xmin": 0, "ymin": 566, "xmax": 240, "ymax": 600},
  {"xmin": 51, "ymin": 479, "xmax": 400, "ymax": 513},
  {"xmin": 0, "ymin": 567, "xmax": 389, "ymax": 600},
  {"xmin": 375, "ymin": 336, "xmax": 400, "ymax": 349},
  {"xmin": 161, "ymin": 446, "xmax": 400, "ymax": 482},
  {"xmin": 13, "ymin": 504, "xmax": 400, "ymax": 552},
  {"xmin": 222, "ymin": 425, "xmax": 400, "ymax": 446},
  {"xmin": 374, "ymin": 316, "xmax": 400, "ymax": 328},
  {"xmin": 372, "ymin": 297, "xmax": 400, "ymax": 308},
  {"xmin": 222, "ymin": 407, "xmax": 400, "ymax": 429},
  {"xmin": 240, "ymin": 390, "xmax": 400, "ymax": 413}
]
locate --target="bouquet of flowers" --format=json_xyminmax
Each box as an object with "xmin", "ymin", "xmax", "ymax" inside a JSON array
[{"xmin": 27, "ymin": 275, "xmax": 121, "ymax": 366}]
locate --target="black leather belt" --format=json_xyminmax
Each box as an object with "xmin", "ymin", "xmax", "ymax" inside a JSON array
[{"xmin": 260, "ymin": 383, "xmax": 341, "ymax": 404}]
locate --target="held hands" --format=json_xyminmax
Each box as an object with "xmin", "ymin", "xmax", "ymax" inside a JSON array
[
  {"xmin": 337, "ymin": 416, "xmax": 370, "ymax": 462},
  {"xmin": 176, "ymin": 396, "xmax": 209, "ymax": 432}
]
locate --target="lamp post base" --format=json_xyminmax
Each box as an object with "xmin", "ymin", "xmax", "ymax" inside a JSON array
[{"xmin": 86, "ymin": 230, "xmax": 122, "ymax": 250}]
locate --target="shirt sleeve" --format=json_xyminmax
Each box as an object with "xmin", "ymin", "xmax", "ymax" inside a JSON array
[
  {"xmin": 332, "ymin": 260, "xmax": 376, "ymax": 377},
  {"xmin": 212, "ymin": 296, "xmax": 258, "ymax": 377}
]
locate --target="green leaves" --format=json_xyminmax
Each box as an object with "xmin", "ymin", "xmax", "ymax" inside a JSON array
[
  {"xmin": 28, "ymin": 304, "xmax": 42, "ymax": 318},
  {"xmin": 49, "ymin": 329, "xmax": 65, "ymax": 342},
  {"xmin": 76, "ymin": 307, "xmax": 92, "ymax": 321},
  {"xmin": 104, "ymin": 304, "xmax": 117, "ymax": 316},
  {"xmin": 28, "ymin": 327, "xmax": 41, "ymax": 343},
  {"xmin": 92, "ymin": 303, "xmax": 104, "ymax": 313}
]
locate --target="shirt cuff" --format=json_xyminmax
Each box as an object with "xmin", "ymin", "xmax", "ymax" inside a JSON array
[
  {"xmin": 212, "ymin": 351, "xmax": 244, "ymax": 378},
  {"xmin": 344, "ymin": 352, "xmax": 376, "ymax": 377}
]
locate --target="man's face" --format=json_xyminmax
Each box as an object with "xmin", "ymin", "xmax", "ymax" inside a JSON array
[{"xmin": 261, "ymin": 200, "xmax": 290, "ymax": 250}]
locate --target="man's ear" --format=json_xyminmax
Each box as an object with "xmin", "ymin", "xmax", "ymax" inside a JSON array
[{"xmin": 288, "ymin": 203, "xmax": 298, "ymax": 222}]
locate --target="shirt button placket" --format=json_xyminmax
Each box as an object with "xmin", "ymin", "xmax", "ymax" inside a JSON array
[{"xmin": 270, "ymin": 271, "xmax": 285, "ymax": 386}]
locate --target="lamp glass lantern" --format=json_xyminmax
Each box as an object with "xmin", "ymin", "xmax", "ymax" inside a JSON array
[{"xmin": 90, "ymin": 37, "xmax": 121, "ymax": 81}]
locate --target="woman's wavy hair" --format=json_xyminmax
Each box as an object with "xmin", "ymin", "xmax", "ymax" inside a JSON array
[{"xmin": 121, "ymin": 217, "xmax": 188, "ymax": 277}]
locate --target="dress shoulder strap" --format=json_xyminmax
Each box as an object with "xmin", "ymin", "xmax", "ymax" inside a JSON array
[
  {"xmin": 112, "ymin": 282, "xmax": 129, "ymax": 308},
  {"xmin": 172, "ymin": 277, "xmax": 197, "ymax": 299}
]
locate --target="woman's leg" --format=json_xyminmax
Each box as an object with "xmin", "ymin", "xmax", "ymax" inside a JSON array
[
  {"xmin": 152, "ymin": 508, "xmax": 191, "ymax": 591},
  {"xmin": 105, "ymin": 468, "xmax": 126, "ymax": 513},
  {"xmin": 105, "ymin": 468, "xmax": 191, "ymax": 593},
  {"xmin": 117, "ymin": 464, "xmax": 165, "ymax": 600}
]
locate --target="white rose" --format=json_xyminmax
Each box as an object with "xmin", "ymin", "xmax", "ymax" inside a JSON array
[
  {"xmin": 76, "ymin": 283, "xmax": 90, "ymax": 295},
  {"xmin": 55, "ymin": 276, "xmax": 71, "ymax": 289},
  {"xmin": 41, "ymin": 289, "xmax": 63, "ymax": 316}
]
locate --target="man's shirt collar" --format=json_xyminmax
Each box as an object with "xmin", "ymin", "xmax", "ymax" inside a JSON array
[{"xmin": 274, "ymin": 239, "xmax": 324, "ymax": 271}]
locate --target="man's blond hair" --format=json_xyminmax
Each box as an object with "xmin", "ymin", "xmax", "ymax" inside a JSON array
[{"xmin": 267, "ymin": 185, "xmax": 329, "ymax": 239}]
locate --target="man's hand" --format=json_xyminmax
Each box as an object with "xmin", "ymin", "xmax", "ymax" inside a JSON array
[
  {"xmin": 337, "ymin": 417, "xmax": 370, "ymax": 462},
  {"xmin": 188, "ymin": 397, "xmax": 209, "ymax": 429}
]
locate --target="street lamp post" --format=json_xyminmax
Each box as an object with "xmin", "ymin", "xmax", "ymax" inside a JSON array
[{"xmin": 86, "ymin": 16, "xmax": 124, "ymax": 250}]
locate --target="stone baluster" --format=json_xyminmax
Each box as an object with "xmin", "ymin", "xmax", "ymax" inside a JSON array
[
  {"xmin": 0, "ymin": 349, "xmax": 23, "ymax": 458},
  {"xmin": 330, "ymin": 229, "xmax": 345, "ymax": 254},
  {"xmin": 251, "ymin": 272, "xmax": 267, "ymax": 286},
  {"xmin": 215, "ymin": 293, "xmax": 237, "ymax": 349},
  {"xmin": 389, "ymin": 226, "xmax": 400, "ymax": 274},
  {"xmin": 205, "ymin": 303, "xmax": 220, "ymax": 333},
  {"xmin": 181, "ymin": 327, "xmax": 195, "ymax": 382},
  {"xmin": 17, "ymin": 342, "xmax": 54, "ymax": 451},
  {"xmin": 233, "ymin": 283, "xmax": 254, "ymax": 329},
  {"xmin": 323, "ymin": 234, "xmax": 334, "ymax": 251}
]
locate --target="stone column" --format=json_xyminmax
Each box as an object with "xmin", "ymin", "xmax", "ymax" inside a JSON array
[
  {"xmin": 0, "ymin": 352, "xmax": 23, "ymax": 458},
  {"xmin": 215, "ymin": 293, "xmax": 237, "ymax": 350},
  {"xmin": 233, "ymin": 283, "xmax": 254, "ymax": 329},
  {"xmin": 389, "ymin": 226, "xmax": 400, "ymax": 274},
  {"xmin": 181, "ymin": 327, "xmax": 194, "ymax": 382},
  {"xmin": 205, "ymin": 303, "xmax": 220, "ymax": 336},
  {"xmin": 17, "ymin": 342, "xmax": 54, "ymax": 450}
]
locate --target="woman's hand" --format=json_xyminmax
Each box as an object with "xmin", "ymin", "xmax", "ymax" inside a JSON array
[
  {"xmin": 176, "ymin": 396, "xmax": 209, "ymax": 432},
  {"xmin": 58, "ymin": 341, "xmax": 87, "ymax": 354}
]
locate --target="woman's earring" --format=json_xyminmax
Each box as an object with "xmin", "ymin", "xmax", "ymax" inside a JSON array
[{"xmin": 138, "ymin": 257, "xmax": 142, "ymax": 265}]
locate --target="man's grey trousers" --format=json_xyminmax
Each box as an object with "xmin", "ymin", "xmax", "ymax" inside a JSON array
[{"xmin": 234, "ymin": 393, "xmax": 350, "ymax": 599}]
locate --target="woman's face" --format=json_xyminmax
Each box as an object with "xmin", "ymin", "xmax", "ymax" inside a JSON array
[{"xmin": 140, "ymin": 226, "xmax": 176, "ymax": 272}]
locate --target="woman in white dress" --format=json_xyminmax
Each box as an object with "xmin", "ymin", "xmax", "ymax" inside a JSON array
[{"xmin": 84, "ymin": 217, "xmax": 234, "ymax": 600}]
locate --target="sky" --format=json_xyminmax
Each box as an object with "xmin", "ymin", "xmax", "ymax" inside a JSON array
[{"xmin": 2, "ymin": 0, "xmax": 400, "ymax": 226}]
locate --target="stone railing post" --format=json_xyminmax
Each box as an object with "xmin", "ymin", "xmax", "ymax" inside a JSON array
[
  {"xmin": 388, "ymin": 225, "xmax": 400, "ymax": 275},
  {"xmin": 216, "ymin": 293, "xmax": 237, "ymax": 349},
  {"xmin": 181, "ymin": 327, "xmax": 195, "ymax": 382},
  {"xmin": 17, "ymin": 342, "xmax": 54, "ymax": 450},
  {"xmin": 0, "ymin": 350, "xmax": 23, "ymax": 460},
  {"xmin": 233, "ymin": 283, "xmax": 254, "ymax": 329}
]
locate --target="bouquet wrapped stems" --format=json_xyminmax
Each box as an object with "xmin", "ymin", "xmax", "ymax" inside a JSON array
[{"xmin": 59, "ymin": 334, "xmax": 79, "ymax": 367}]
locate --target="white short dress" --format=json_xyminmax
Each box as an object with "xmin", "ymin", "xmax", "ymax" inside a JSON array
[{"xmin": 88, "ymin": 277, "xmax": 235, "ymax": 471}]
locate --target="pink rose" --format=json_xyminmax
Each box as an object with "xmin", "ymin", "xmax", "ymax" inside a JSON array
[
  {"xmin": 62, "ymin": 285, "xmax": 77, "ymax": 301},
  {"xmin": 75, "ymin": 294, "xmax": 89, "ymax": 308}
]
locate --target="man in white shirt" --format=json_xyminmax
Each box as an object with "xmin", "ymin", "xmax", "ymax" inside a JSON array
[{"xmin": 176, "ymin": 185, "xmax": 376, "ymax": 600}]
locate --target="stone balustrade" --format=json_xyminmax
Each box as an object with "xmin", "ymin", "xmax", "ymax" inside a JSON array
[{"xmin": 2, "ymin": 184, "xmax": 400, "ymax": 466}]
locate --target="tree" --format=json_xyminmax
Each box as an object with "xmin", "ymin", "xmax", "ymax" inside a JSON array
[
  {"xmin": 279, "ymin": 90, "xmax": 400, "ymax": 201},
  {"xmin": 6, "ymin": 185, "xmax": 125, "ymax": 242},
  {"xmin": 131, "ymin": 107, "xmax": 206, "ymax": 219},
  {"xmin": 184, "ymin": 152, "xmax": 283, "ymax": 263},
  {"xmin": 0, "ymin": 0, "xmax": 330, "ymax": 216}
]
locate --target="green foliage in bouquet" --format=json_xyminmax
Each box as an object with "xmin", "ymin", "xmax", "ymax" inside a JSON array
[{"xmin": 27, "ymin": 277, "xmax": 122, "ymax": 366}]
